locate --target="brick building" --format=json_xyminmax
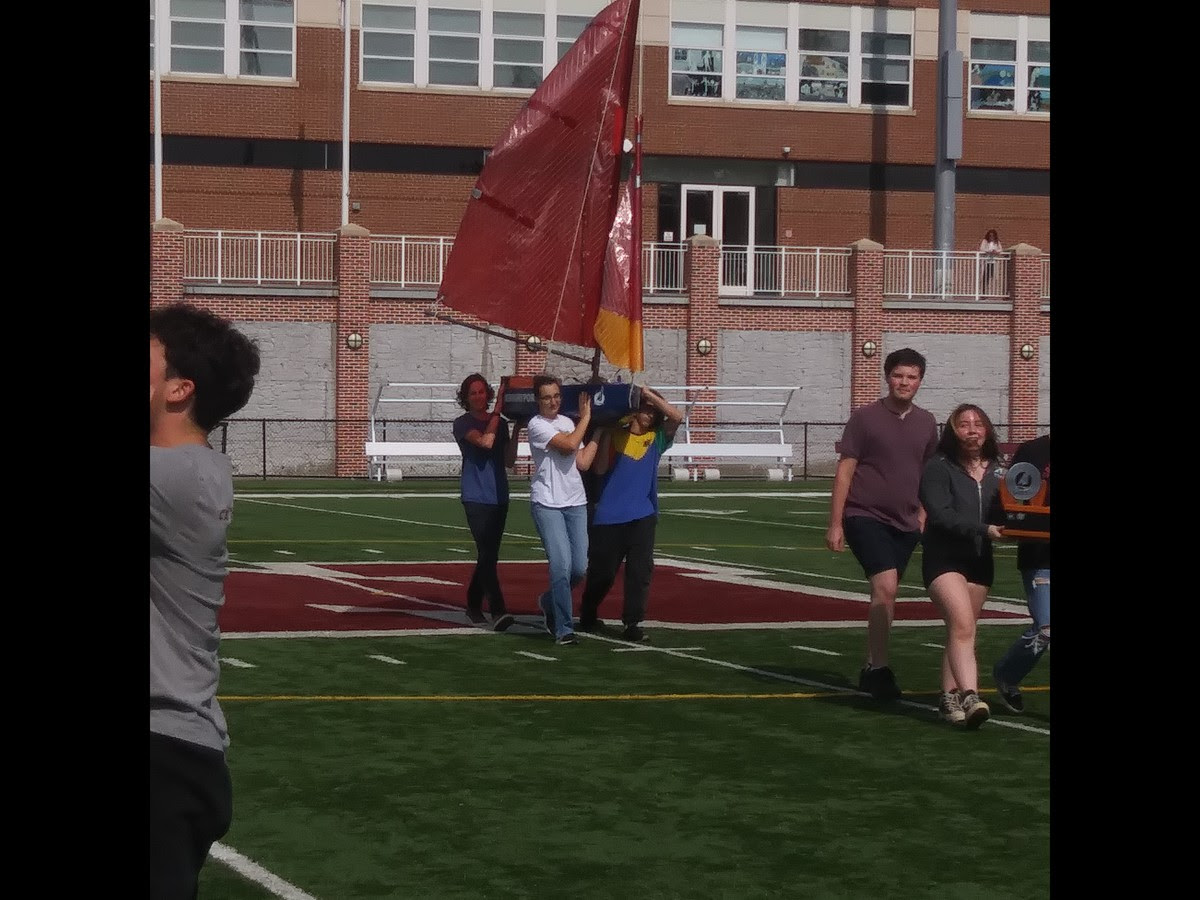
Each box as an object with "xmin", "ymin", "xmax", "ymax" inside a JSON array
[{"xmin": 149, "ymin": 0, "xmax": 1050, "ymax": 477}]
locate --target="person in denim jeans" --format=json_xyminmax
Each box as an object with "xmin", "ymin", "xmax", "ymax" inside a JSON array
[
  {"xmin": 525, "ymin": 375, "xmax": 597, "ymax": 645},
  {"xmin": 993, "ymin": 434, "xmax": 1051, "ymax": 714}
]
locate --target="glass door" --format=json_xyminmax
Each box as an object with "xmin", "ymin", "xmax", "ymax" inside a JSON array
[{"xmin": 681, "ymin": 185, "xmax": 756, "ymax": 295}]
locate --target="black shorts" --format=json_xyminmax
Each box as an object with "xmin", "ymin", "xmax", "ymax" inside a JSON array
[
  {"xmin": 921, "ymin": 547, "xmax": 994, "ymax": 589},
  {"xmin": 843, "ymin": 515, "xmax": 921, "ymax": 580}
]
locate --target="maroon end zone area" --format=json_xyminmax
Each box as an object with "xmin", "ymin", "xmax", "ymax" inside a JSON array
[{"xmin": 221, "ymin": 562, "xmax": 1026, "ymax": 634}]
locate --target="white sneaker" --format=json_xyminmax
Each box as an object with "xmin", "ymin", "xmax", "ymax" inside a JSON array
[
  {"xmin": 939, "ymin": 690, "xmax": 965, "ymax": 725},
  {"xmin": 960, "ymin": 691, "xmax": 991, "ymax": 729}
]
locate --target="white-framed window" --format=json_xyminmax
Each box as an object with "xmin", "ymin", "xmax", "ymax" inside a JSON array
[
  {"xmin": 669, "ymin": 2, "xmax": 913, "ymax": 110},
  {"xmin": 359, "ymin": 1, "xmax": 606, "ymax": 92},
  {"xmin": 969, "ymin": 14, "xmax": 1050, "ymax": 115},
  {"xmin": 736, "ymin": 26, "xmax": 786, "ymax": 101},
  {"xmin": 799, "ymin": 27, "xmax": 849, "ymax": 104},
  {"xmin": 362, "ymin": 3, "xmax": 417, "ymax": 85},
  {"xmin": 428, "ymin": 6, "xmax": 481, "ymax": 86},
  {"xmin": 860, "ymin": 29, "xmax": 910, "ymax": 107},
  {"xmin": 162, "ymin": 0, "xmax": 295, "ymax": 79},
  {"xmin": 150, "ymin": 1, "xmax": 157, "ymax": 70},
  {"xmin": 671, "ymin": 22, "xmax": 724, "ymax": 98},
  {"xmin": 493, "ymin": 9, "xmax": 545, "ymax": 90}
]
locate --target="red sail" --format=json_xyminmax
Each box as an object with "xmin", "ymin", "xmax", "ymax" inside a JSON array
[{"xmin": 436, "ymin": 0, "xmax": 641, "ymax": 350}]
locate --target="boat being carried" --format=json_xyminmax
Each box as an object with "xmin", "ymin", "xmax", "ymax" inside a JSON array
[{"xmin": 432, "ymin": 0, "xmax": 645, "ymax": 423}]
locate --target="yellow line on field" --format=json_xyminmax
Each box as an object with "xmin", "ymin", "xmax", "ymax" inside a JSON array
[
  {"xmin": 220, "ymin": 691, "xmax": 841, "ymax": 702},
  {"xmin": 219, "ymin": 686, "xmax": 1048, "ymax": 703}
]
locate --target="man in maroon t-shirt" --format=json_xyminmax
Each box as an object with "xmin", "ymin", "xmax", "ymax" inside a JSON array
[{"xmin": 826, "ymin": 348, "xmax": 938, "ymax": 701}]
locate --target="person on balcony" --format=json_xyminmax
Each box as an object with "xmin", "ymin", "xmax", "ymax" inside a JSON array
[
  {"xmin": 578, "ymin": 386, "xmax": 684, "ymax": 643},
  {"xmin": 918, "ymin": 404, "xmax": 1009, "ymax": 729},
  {"xmin": 151, "ymin": 303, "xmax": 261, "ymax": 898},
  {"xmin": 980, "ymin": 229, "xmax": 1003, "ymax": 292},
  {"xmin": 526, "ymin": 375, "xmax": 597, "ymax": 646},
  {"xmin": 826, "ymin": 347, "xmax": 938, "ymax": 702},
  {"xmin": 452, "ymin": 373, "xmax": 519, "ymax": 632}
]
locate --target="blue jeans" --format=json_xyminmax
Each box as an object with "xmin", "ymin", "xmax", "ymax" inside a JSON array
[
  {"xmin": 994, "ymin": 567, "xmax": 1051, "ymax": 686},
  {"xmin": 530, "ymin": 502, "xmax": 588, "ymax": 638}
]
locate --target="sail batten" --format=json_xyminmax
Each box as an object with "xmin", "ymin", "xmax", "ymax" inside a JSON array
[{"xmin": 436, "ymin": 0, "xmax": 642, "ymax": 361}]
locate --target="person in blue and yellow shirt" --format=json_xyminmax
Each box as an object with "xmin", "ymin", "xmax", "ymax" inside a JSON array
[{"xmin": 578, "ymin": 386, "xmax": 684, "ymax": 642}]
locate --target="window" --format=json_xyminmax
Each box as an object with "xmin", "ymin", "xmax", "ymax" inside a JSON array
[
  {"xmin": 428, "ymin": 7, "xmax": 481, "ymax": 86},
  {"xmin": 969, "ymin": 38, "xmax": 1015, "ymax": 110},
  {"xmin": 557, "ymin": 14, "xmax": 591, "ymax": 61},
  {"xmin": 165, "ymin": 0, "xmax": 294, "ymax": 79},
  {"xmin": 1028, "ymin": 41, "xmax": 1050, "ymax": 112},
  {"xmin": 150, "ymin": 1, "xmax": 156, "ymax": 70},
  {"xmin": 799, "ymin": 28, "xmax": 849, "ymax": 104},
  {"xmin": 970, "ymin": 13, "xmax": 1049, "ymax": 115},
  {"xmin": 671, "ymin": 23, "xmax": 723, "ymax": 98},
  {"xmin": 860, "ymin": 30, "xmax": 910, "ymax": 107},
  {"xmin": 362, "ymin": 4, "xmax": 417, "ymax": 85},
  {"xmin": 736, "ymin": 26, "xmax": 786, "ymax": 101},
  {"xmin": 669, "ymin": 3, "xmax": 913, "ymax": 110},
  {"xmin": 493, "ymin": 10, "xmax": 544, "ymax": 90}
]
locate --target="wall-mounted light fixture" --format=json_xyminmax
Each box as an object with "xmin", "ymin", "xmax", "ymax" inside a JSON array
[
  {"xmin": 345, "ymin": 332, "xmax": 364, "ymax": 350},
  {"xmin": 525, "ymin": 335, "xmax": 544, "ymax": 352},
  {"xmin": 782, "ymin": 145, "xmax": 791, "ymax": 157},
  {"xmin": 695, "ymin": 338, "xmax": 713, "ymax": 356},
  {"xmin": 861, "ymin": 340, "xmax": 878, "ymax": 358},
  {"xmin": 1019, "ymin": 343, "xmax": 1035, "ymax": 360}
]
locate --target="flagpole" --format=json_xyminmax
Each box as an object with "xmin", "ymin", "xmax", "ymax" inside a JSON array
[{"xmin": 341, "ymin": 0, "xmax": 351, "ymax": 226}]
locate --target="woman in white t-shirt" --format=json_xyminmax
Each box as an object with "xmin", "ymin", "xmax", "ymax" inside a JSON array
[
  {"xmin": 979, "ymin": 229, "xmax": 1003, "ymax": 293},
  {"xmin": 525, "ymin": 374, "xmax": 597, "ymax": 645}
]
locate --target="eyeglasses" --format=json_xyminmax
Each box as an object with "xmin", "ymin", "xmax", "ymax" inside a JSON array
[{"xmin": 538, "ymin": 393, "xmax": 561, "ymax": 401}]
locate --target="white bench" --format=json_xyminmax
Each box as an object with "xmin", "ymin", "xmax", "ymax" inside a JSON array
[{"xmin": 365, "ymin": 441, "xmax": 794, "ymax": 481}]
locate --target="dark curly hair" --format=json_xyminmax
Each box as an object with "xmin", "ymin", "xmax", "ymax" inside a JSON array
[{"xmin": 456, "ymin": 373, "xmax": 495, "ymax": 411}]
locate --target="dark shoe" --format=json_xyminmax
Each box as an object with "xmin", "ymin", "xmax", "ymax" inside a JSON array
[
  {"xmin": 961, "ymin": 691, "xmax": 991, "ymax": 729},
  {"xmin": 993, "ymin": 677, "xmax": 1025, "ymax": 714},
  {"xmin": 622, "ymin": 625, "xmax": 646, "ymax": 643},
  {"xmin": 577, "ymin": 616, "xmax": 606, "ymax": 634},
  {"xmin": 466, "ymin": 608, "xmax": 488, "ymax": 625},
  {"xmin": 492, "ymin": 613, "xmax": 516, "ymax": 633},
  {"xmin": 536, "ymin": 594, "xmax": 555, "ymax": 636},
  {"xmin": 859, "ymin": 665, "xmax": 902, "ymax": 701},
  {"xmin": 938, "ymin": 690, "xmax": 966, "ymax": 725},
  {"xmin": 555, "ymin": 633, "xmax": 578, "ymax": 646}
]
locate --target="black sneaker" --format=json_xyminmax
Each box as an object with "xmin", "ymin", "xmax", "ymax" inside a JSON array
[
  {"xmin": 577, "ymin": 616, "xmax": 606, "ymax": 634},
  {"xmin": 859, "ymin": 665, "xmax": 902, "ymax": 701},
  {"xmin": 492, "ymin": 613, "xmax": 516, "ymax": 633},
  {"xmin": 622, "ymin": 625, "xmax": 646, "ymax": 643},
  {"xmin": 993, "ymin": 677, "xmax": 1025, "ymax": 714},
  {"xmin": 555, "ymin": 633, "xmax": 578, "ymax": 646},
  {"xmin": 466, "ymin": 608, "xmax": 488, "ymax": 625}
]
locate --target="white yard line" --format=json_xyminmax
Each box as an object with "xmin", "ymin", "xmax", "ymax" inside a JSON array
[
  {"xmin": 209, "ymin": 843, "xmax": 320, "ymax": 900},
  {"xmin": 220, "ymin": 657, "xmax": 257, "ymax": 668},
  {"xmin": 367, "ymin": 655, "xmax": 405, "ymax": 665},
  {"xmin": 577, "ymin": 631, "xmax": 1049, "ymax": 736},
  {"xmin": 516, "ymin": 651, "xmax": 557, "ymax": 661},
  {"xmin": 922, "ymin": 642, "xmax": 946, "ymax": 650},
  {"xmin": 791, "ymin": 645, "xmax": 841, "ymax": 656},
  {"xmin": 236, "ymin": 491, "xmax": 834, "ymax": 500}
]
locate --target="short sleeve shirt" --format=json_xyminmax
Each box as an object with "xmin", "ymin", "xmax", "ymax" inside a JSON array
[
  {"xmin": 452, "ymin": 412, "xmax": 510, "ymax": 505},
  {"xmin": 840, "ymin": 399, "xmax": 939, "ymax": 532},
  {"xmin": 526, "ymin": 414, "xmax": 587, "ymax": 508}
]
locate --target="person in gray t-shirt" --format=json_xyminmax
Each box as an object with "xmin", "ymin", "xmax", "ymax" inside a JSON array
[
  {"xmin": 150, "ymin": 303, "xmax": 259, "ymax": 900},
  {"xmin": 826, "ymin": 348, "xmax": 938, "ymax": 702}
]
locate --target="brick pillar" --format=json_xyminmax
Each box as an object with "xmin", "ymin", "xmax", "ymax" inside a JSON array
[
  {"xmin": 1008, "ymin": 242, "xmax": 1044, "ymax": 443},
  {"xmin": 335, "ymin": 224, "xmax": 372, "ymax": 477},
  {"xmin": 515, "ymin": 336, "xmax": 546, "ymax": 376},
  {"xmin": 848, "ymin": 238, "xmax": 885, "ymax": 409},
  {"xmin": 150, "ymin": 218, "xmax": 185, "ymax": 308},
  {"xmin": 685, "ymin": 234, "xmax": 720, "ymax": 441}
]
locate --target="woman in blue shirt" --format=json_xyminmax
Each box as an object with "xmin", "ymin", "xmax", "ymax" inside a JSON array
[{"xmin": 452, "ymin": 373, "xmax": 519, "ymax": 631}]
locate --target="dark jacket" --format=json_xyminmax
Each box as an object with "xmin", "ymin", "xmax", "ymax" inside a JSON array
[{"xmin": 919, "ymin": 451, "xmax": 1004, "ymax": 559}]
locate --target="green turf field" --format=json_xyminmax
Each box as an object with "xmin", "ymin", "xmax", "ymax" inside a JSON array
[{"xmin": 201, "ymin": 479, "xmax": 1049, "ymax": 899}]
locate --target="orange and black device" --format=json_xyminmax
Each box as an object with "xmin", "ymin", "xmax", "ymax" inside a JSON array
[{"xmin": 999, "ymin": 462, "xmax": 1050, "ymax": 541}]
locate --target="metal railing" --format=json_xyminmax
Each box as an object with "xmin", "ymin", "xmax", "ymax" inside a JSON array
[
  {"xmin": 371, "ymin": 235, "xmax": 454, "ymax": 288},
  {"xmin": 182, "ymin": 230, "xmax": 337, "ymax": 285},
  {"xmin": 1041, "ymin": 255, "xmax": 1050, "ymax": 300},
  {"xmin": 644, "ymin": 242, "xmax": 688, "ymax": 293},
  {"xmin": 883, "ymin": 250, "xmax": 1011, "ymax": 300},
  {"xmin": 719, "ymin": 246, "xmax": 851, "ymax": 297}
]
